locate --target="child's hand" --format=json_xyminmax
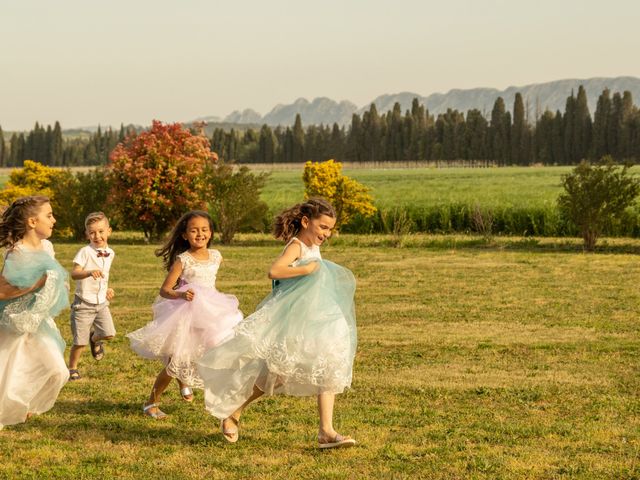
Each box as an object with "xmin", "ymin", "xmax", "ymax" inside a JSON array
[
  {"xmin": 181, "ymin": 289, "xmax": 195, "ymax": 301},
  {"xmin": 304, "ymin": 261, "xmax": 319, "ymax": 274},
  {"xmin": 32, "ymin": 274, "xmax": 47, "ymax": 291},
  {"xmin": 106, "ymin": 288, "xmax": 115, "ymax": 301},
  {"xmin": 89, "ymin": 270, "xmax": 104, "ymax": 279}
]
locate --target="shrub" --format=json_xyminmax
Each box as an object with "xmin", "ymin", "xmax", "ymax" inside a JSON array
[
  {"xmin": 558, "ymin": 157, "xmax": 640, "ymax": 251},
  {"xmin": 108, "ymin": 121, "xmax": 216, "ymax": 240},
  {"xmin": 50, "ymin": 168, "xmax": 110, "ymax": 240},
  {"xmin": 0, "ymin": 160, "xmax": 65, "ymax": 206},
  {"xmin": 203, "ymin": 162, "xmax": 269, "ymax": 244},
  {"xmin": 303, "ymin": 159, "xmax": 376, "ymax": 229}
]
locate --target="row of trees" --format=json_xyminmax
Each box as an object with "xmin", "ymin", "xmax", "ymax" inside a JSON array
[
  {"xmin": 0, "ymin": 123, "xmax": 134, "ymax": 167},
  {"xmin": 214, "ymin": 87, "xmax": 640, "ymax": 165},
  {"xmin": 0, "ymin": 122, "xmax": 377, "ymax": 244},
  {"xmin": 2, "ymin": 87, "xmax": 639, "ymax": 166}
]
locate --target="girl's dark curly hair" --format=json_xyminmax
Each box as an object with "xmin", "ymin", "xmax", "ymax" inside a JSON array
[
  {"xmin": 0, "ymin": 196, "xmax": 51, "ymax": 250},
  {"xmin": 155, "ymin": 210, "xmax": 214, "ymax": 271},
  {"xmin": 273, "ymin": 197, "xmax": 336, "ymax": 242}
]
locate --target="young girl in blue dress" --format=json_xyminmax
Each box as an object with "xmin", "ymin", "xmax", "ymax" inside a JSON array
[
  {"xmin": 197, "ymin": 198, "xmax": 358, "ymax": 449},
  {"xmin": 0, "ymin": 196, "xmax": 70, "ymax": 429},
  {"xmin": 127, "ymin": 210, "xmax": 243, "ymax": 419}
]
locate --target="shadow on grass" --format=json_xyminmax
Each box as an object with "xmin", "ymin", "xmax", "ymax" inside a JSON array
[{"xmin": 19, "ymin": 399, "xmax": 228, "ymax": 446}]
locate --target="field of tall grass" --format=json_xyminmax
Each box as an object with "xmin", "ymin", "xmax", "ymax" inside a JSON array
[{"xmin": 260, "ymin": 166, "xmax": 640, "ymax": 237}]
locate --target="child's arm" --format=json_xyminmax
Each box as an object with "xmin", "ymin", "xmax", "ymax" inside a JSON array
[
  {"xmin": 0, "ymin": 273, "xmax": 46, "ymax": 300},
  {"xmin": 159, "ymin": 260, "xmax": 194, "ymax": 301},
  {"xmin": 71, "ymin": 263, "xmax": 104, "ymax": 280},
  {"xmin": 268, "ymin": 242, "xmax": 318, "ymax": 280}
]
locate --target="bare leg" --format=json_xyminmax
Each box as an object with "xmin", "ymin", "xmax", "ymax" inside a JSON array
[
  {"xmin": 317, "ymin": 393, "xmax": 356, "ymax": 447},
  {"xmin": 68, "ymin": 345, "xmax": 86, "ymax": 370},
  {"xmin": 177, "ymin": 378, "xmax": 193, "ymax": 401},
  {"xmin": 226, "ymin": 384, "xmax": 264, "ymax": 423},
  {"xmin": 144, "ymin": 367, "xmax": 173, "ymax": 415},
  {"xmin": 92, "ymin": 334, "xmax": 113, "ymax": 342},
  {"xmin": 220, "ymin": 384, "xmax": 264, "ymax": 440},
  {"xmin": 317, "ymin": 392, "xmax": 338, "ymax": 442}
]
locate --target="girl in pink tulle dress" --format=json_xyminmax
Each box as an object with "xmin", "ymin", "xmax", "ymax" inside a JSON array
[{"xmin": 127, "ymin": 211, "xmax": 242, "ymax": 419}]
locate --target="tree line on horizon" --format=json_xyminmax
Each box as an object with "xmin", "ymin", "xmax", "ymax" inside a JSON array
[{"xmin": 1, "ymin": 86, "xmax": 639, "ymax": 167}]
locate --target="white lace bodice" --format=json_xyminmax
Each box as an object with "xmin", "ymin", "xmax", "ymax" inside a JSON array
[
  {"xmin": 177, "ymin": 249, "xmax": 222, "ymax": 287},
  {"xmin": 289, "ymin": 237, "xmax": 322, "ymax": 266}
]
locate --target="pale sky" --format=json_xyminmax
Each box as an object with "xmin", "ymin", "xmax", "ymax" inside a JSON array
[{"xmin": 1, "ymin": 0, "xmax": 639, "ymax": 130}]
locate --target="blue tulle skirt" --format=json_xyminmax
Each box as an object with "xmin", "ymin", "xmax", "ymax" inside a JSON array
[
  {"xmin": 197, "ymin": 259, "xmax": 357, "ymax": 419},
  {"xmin": 0, "ymin": 248, "xmax": 69, "ymax": 429}
]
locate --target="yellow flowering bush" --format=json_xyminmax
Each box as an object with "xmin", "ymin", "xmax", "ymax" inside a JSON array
[
  {"xmin": 303, "ymin": 159, "xmax": 376, "ymax": 228},
  {"xmin": 0, "ymin": 160, "xmax": 64, "ymax": 206}
]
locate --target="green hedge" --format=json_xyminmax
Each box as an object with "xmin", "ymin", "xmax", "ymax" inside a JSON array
[{"xmin": 340, "ymin": 203, "xmax": 640, "ymax": 237}]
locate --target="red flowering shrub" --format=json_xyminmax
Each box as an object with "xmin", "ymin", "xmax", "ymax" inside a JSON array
[{"xmin": 108, "ymin": 120, "xmax": 216, "ymax": 239}]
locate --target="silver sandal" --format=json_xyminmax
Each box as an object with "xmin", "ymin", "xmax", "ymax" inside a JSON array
[{"xmin": 143, "ymin": 403, "xmax": 168, "ymax": 420}]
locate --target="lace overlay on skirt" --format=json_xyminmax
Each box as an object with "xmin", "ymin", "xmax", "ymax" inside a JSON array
[
  {"xmin": 127, "ymin": 282, "xmax": 243, "ymax": 388},
  {"xmin": 198, "ymin": 259, "xmax": 357, "ymax": 419}
]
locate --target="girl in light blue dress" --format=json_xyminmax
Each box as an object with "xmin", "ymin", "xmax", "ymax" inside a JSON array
[
  {"xmin": 0, "ymin": 196, "xmax": 69, "ymax": 429},
  {"xmin": 197, "ymin": 198, "xmax": 357, "ymax": 449}
]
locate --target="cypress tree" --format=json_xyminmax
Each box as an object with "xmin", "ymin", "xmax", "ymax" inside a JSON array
[
  {"xmin": 258, "ymin": 125, "xmax": 275, "ymax": 163},
  {"xmin": 552, "ymin": 110, "xmax": 565, "ymax": 164},
  {"xmin": 489, "ymin": 97, "xmax": 510, "ymax": 165},
  {"xmin": 51, "ymin": 121, "xmax": 63, "ymax": 166},
  {"xmin": 534, "ymin": 110, "xmax": 555, "ymax": 164},
  {"xmin": 592, "ymin": 89, "xmax": 611, "ymax": 159},
  {"xmin": 563, "ymin": 92, "xmax": 577, "ymax": 163},
  {"xmin": 347, "ymin": 113, "xmax": 363, "ymax": 162},
  {"xmin": 574, "ymin": 86, "xmax": 592, "ymax": 161},
  {"xmin": 389, "ymin": 103, "xmax": 403, "ymax": 161},
  {"xmin": 362, "ymin": 104, "xmax": 382, "ymax": 162},
  {"xmin": 465, "ymin": 109, "xmax": 488, "ymax": 163},
  {"xmin": 410, "ymin": 98, "xmax": 426, "ymax": 160},
  {"xmin": 292, "ymin": 114, "xmax": 305, "ymax": 162},
  {"xmin": 44, "ymin": 125, "xmax": 53, "ymax": 165},
  {"xmin": 511, "ymin": 93, "xmax": 528, "ymax": 165},
  {"xmin": 15, "ymin": 133, "xmax": 26, "ymax": 166},
  {"xmin": 330, "ymin": 123, "xmax": 345, "ymax": 161}
]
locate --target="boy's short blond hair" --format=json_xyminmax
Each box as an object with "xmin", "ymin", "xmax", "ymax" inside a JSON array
[{"xmin": 84, "ymin": 211, "xmax": 110, "ymax": 230}]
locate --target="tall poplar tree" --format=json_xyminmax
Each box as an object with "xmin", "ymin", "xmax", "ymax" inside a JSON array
[
  {"xmin": 292, "ymin": 114, "xmax": 305, "ymax": 162},
  {"xmin": 592, "ymin": 89, "xmax": 611, "ymax": 159},
  {"xmin": 258, "ymin": 125, "xmax": 275, "ymax": 163},
  {"xmin": 511, "ymin": 93, "xmax": 529, "ymax": 165},
  {"xmin": 489, "ymin": 97, "xmax": 510, "ymax": 165},
  {"xmin": 574, "ymin": 86, "xmax": 592, "ymax": 161}
]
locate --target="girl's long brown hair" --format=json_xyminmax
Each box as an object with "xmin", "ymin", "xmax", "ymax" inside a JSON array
[
  {"xmin": 273, "ymin": 197, "xmax": 336, "ymax": 242},
  {"xmin": 155, "ymin": 210, "xmax": 214, "ymax": 271},
  {"xmin": 0, "ymin": 196, "xmax": 51, "ymax": 249}
]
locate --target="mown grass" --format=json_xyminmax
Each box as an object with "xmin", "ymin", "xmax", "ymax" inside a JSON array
[{"xmin": 0, "ymin": 234, "xmax": 638, "ymax": 479}]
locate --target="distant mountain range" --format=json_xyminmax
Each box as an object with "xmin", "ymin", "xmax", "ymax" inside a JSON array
[{"xmin": 207, "ymin": 76, "xmax": 640, "ymax": 127}]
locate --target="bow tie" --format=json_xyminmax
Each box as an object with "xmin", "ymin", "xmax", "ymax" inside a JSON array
[{"xmin": 97, "ymin": 250, "xmax": 110, "ymax": 258}]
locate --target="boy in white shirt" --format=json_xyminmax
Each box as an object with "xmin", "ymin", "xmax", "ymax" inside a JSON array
[{"xmin": 68, "ymin": 212, "xmax": 116, "ymax": 380}]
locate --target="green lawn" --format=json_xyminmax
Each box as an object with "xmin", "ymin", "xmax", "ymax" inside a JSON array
[{"xmin": 0, "ymin": 234, "xmax": 638, "ymax": 479}]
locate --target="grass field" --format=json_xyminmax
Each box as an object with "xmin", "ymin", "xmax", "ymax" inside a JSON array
[
  {"xmin": 259, "ymin": 166, "xmax": 572, "ymax": 214},
  {"xmin": 0, "ymin": 234, "xmax": 638, "ymax": 479}
]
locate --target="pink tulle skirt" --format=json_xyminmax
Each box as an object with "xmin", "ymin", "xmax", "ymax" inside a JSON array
[{"xmin": 127, "ymin": 283, "xmax": 242, "ymax": 388}]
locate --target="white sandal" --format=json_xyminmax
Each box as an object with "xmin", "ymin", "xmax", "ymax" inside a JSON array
[
  {"xmin": 318, "ymin": 433, "xmax": 356, "ymax": 449},
  {"xmin": 180, "ymin": 386, "xmax": 194, "ymax": 402},
  {"xmin": 221, "ymin": 416, "xmax": 239, "ymax": 443},
  {"xmin": 143, "ymin": 403, "xmax": 168, "ymax": 420}
]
